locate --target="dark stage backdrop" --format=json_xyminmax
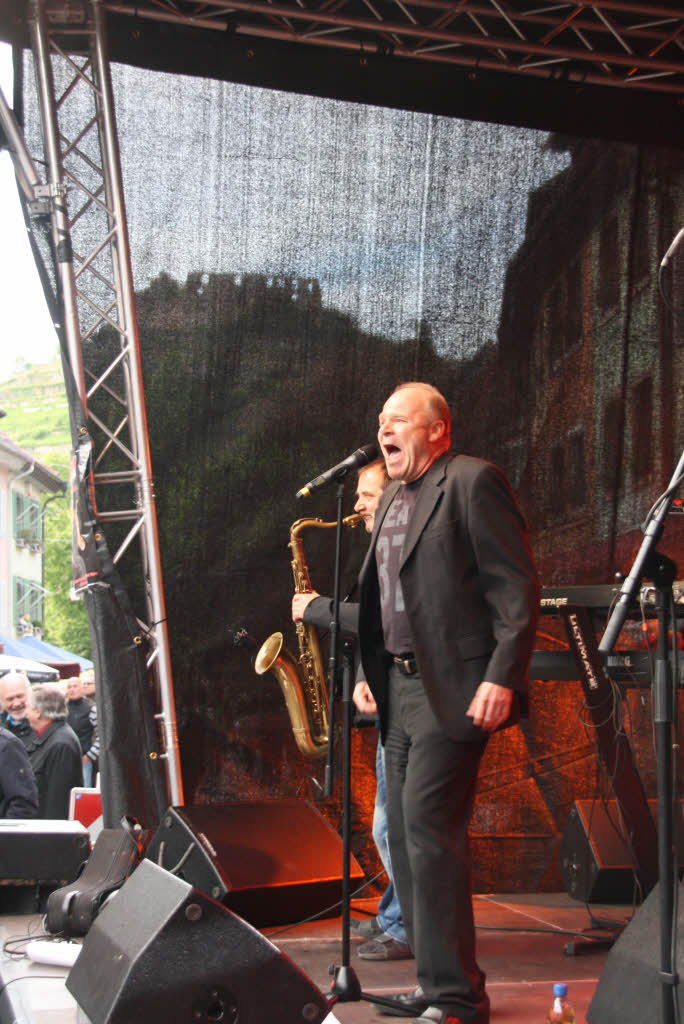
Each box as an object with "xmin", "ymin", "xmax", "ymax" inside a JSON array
[{"xmin": 24, "ymin": 59, "xmax": 684, "ymax": 893}]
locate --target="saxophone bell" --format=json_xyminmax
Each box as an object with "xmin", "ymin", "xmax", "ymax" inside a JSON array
[
  {"xmin": 255, "ymin": 631, "xmax": 327, "ymax": 759},
  {"xmin": 255, "ymin": 513, "xmax": 363, "ymax": 758},
  {"xmin": 254, "ymin": 631, "xmax": 286, "ymax": 675}
]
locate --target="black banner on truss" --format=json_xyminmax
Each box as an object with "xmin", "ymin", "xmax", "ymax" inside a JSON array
[{"xmin": 20, "ymin": 184, "xmax": 167, "ymax": 831}]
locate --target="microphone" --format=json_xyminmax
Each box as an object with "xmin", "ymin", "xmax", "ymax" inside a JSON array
[
  {"xmin": 661, "ymin": 226, "xmax": 684, "ymax": 268},
  {"xmin": 296, "ymin": 442, "xmax": 380, "ymax": 499}
]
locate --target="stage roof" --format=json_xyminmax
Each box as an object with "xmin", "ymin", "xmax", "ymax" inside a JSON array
[{"xmin": 0, "ymin": 1, "xmax": 683, "ymax": 144}]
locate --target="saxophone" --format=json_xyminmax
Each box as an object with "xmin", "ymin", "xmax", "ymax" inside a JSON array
[{"xmin": 254, "ymin": 513, "xmax": 362, "ymax": 758}]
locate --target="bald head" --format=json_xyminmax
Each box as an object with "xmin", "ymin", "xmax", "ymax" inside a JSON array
[
  {"xmin": 0, "ymin": 672, "xmax": 31, "ymax": 719},
  {"xmin": 66, "ymin": 676, "xmax": 83, "ymax": 701},
  {"xmin": 391, "ymin": 382, "xmax": 451, "ymax": 443},
  {"xmin": 378, "ymin": 382, "xmax": 451, "ymax": 483}
]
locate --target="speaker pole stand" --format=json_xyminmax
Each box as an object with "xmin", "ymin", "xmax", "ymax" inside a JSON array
[
  {"xmin": 650, "ymin": 552, "xmax": 678, "ymax": 1024},
  {"xmin": 600, "ymin": 450, "xmax": 683, "ymax": 1024}
]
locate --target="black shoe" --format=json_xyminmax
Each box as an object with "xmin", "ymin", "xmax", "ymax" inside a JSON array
[
  {"xmin": 374, "ymin": 988, "xmax": 430, "ymax": 1018},
  {"xmin": 349, "ymin": 915, "xmax": 383, "ymax": 939},
  {"xmin": 358, "ymin": 933, "xmax": 413, "ymax": 961}
]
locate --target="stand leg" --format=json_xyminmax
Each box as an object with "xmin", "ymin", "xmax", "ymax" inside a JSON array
[
  {"xmin": 653, "ymin": 563, "xmax": 677, "ymax": 1024},
  {"xmin": 329, "ymin": 637, "xmax": 363, "ymax": 1002}
]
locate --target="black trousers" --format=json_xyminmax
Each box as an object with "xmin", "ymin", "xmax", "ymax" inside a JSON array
[{"xmin": 384, "ymin": 664, "xmax": 489, "ymax": 1024}]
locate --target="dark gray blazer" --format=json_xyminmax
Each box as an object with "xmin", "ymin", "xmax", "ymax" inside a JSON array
[
  {"xmin": 303, "ymin": 596, "xmax": 359, "ymax": 635},
  {"xmin": 358, "ymin": 454, "xmax": 540, "ymax": 742},
  {"xmin": 303, "ymin": 596, "xmax": 378, "ymax": 725}
]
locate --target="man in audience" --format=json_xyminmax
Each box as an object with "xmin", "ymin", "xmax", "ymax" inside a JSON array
[
  {"xmin": 0, "ymin": 671, "xmax": 36, "ymax": 747},
  {"xmin": 26, "ymin": 683, "xmax": 83, "ymax": 818},
  {"xmin": 66, "ymin": 675, "xmax": 98, "ymax": 785},
  {"xmin": 0, "ymin": 723, "xmax": 39, "ymax": 818},
  {"xmin": 80, "ymin": 669, "xmax": 96, "ymax": 699}
]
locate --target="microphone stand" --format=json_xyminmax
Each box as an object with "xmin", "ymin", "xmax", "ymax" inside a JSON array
[
  {"xmin": 324, "ymin": 486, "xmax": 416, "ymax": 1015},
  {"xmin": 324, "ymin": 481, "xmax": 361, "ymax": 1002},
  {"xmin": 599, "ymin": 448, "xmax": 683, "ymax": 1024}
]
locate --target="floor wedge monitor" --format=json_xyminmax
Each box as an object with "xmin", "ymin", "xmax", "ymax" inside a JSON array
[
  {"xmin": 66, "ymin": 858, "xmax": 329, "ymax": 1024},
  {"xmin": 144, "ymin": 799, "xmax": 363, "ymax": 925},
  {"xmin": 587, "ymin": 881, "xmax": 683, "ymax": 1024},
  {"xmin": 559, "ymin": 798, "xmax": 684, "ymax": 903}
]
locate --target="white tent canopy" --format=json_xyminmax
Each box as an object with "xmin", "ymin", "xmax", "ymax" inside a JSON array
[{"xmin": 0, "ymin": 653, "xmax": 60, "ymax": 682}]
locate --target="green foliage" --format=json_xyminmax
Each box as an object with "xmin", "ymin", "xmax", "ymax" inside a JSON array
[
  {"xmin": 42, "ymin": 499, "xmax": 92, "ymax": 657},
  {"xmin": 1, "ymin": 360, "xmax": 90, "ymax": 657}
]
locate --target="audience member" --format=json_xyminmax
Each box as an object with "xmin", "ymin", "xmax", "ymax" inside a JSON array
[
  {"xmin": 66, "ymin": 675, "xmax": 99, "ymax": 786},
  {"xmin": 0, "ymin": 671, "xmax": 36, "ymax": 747},
  {"xmin": 26, "ymin": 684, "xmax": 83, "ymax": 818},
  {"xmin": 80, "ymin": 669, "xmax": 96, "ymax": 699},
  {"xmin": 0, "ymin": 724, "xmax": 39, "ymax": 818}
]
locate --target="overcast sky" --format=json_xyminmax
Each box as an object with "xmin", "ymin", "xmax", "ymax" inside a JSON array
[{"xmin": 0, "ymin": 43, "xmax": 59, "ymax": 383}]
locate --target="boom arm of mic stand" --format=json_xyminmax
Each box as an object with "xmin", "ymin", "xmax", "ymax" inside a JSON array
[{"xmin": 600, "ymin": 445, "xmax": 684, "ymax": 655}]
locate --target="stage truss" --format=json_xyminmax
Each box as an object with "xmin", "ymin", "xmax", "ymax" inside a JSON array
[
  {"xmin": 105, "ymin": 0, "xmax": 684, "ymax": 96},
  {"xmin": 0, "ymin": 0, "xmax": 184, "ymax": 804}
]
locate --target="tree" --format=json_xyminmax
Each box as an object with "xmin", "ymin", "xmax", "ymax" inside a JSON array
[{"xmin": 43, "ymin": 496, "xmax": 91, "ymax": 657}]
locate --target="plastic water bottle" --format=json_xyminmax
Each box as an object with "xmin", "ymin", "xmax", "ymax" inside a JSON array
[{"xmin": 546, "ymin": 983, "xmax": 575, "ymax": 1023}]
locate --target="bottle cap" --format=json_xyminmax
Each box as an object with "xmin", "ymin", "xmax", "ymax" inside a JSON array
[{"xmin": 553, "ymin": 983, "xmax": 568, "ymax": 997}]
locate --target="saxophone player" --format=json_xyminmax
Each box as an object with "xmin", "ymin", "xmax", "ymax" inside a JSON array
[
  {"xmin": 291, "ymin": 458, "xmax": 388, "ymax": 626},
  {"xmin": 291, "ymin": 459, "xmax": 412, "ymax": 963}
]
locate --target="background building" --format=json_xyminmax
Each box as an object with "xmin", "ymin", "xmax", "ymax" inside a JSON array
[{"xmin": 0, "ymin": 430, "xmax": 65, "ymax": 640}]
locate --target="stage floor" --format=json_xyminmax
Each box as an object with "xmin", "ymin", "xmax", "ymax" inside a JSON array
[
  {"xmin": 268, "ymin": 892, "xmax": 629, "ymax": 1023},
  {"xmin": 0, "ymin": 892, "xmax": 631, "ymax": 1023}
]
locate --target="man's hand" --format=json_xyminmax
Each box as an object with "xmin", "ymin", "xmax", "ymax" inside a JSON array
[
  {"xmin": 291, "ymin": 591, "xmax": 319, "ymax": 622},
  {"xmin": 353, "ymin": 680, "xmax": 377, "ymax": 715},
  {"xmin": 467, "ymin": 681, "xmax": 513, "ymax": 732}
]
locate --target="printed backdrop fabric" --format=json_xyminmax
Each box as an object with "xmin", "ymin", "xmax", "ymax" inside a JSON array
[{"xmin": 24, "ymin": 57, "xmax": 684, "ymax": 886}]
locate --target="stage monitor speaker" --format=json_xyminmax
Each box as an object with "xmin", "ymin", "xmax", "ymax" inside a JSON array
[
  {"xmin": 0, "ymin": 820, "xmax": 90, "ymax": 913},
  {"xmin": 0, "ymin": 819, "xmax": 90, "ymax": 882},
  {"xmin": 559, "ymin": 798, "xmax": 684, "ymax": 903},
  {"xmin": 144, "ymin": 799, "xmax": 363, "ymax": 926},
  {"xmin": 66, "ymin": 859, "xmax": 329, "ymax": 1024},
  {"xmin": 587, "ymin": 881, "xmax": 682, "ymax": 1024}
]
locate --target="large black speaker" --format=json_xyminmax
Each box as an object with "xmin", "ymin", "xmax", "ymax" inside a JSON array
[
  {"xmin": 0, "ymin": 820, "xmax": 90, "ymax": 913},
  {"xmin": 587, "ymin": 881, "xmax": 682, "ymax": 1023},
  {"xmin": 0, "ymin": 820, "xmax": 90, "ymax": 882},
  {"xmin": 145, "ymin": 799, "xmax": 363, "ymax": 926},
  {"xmin": 66, "ymin": 859, "xmax": 329, "ymax": 1024},
  {"xmin": 559, "ymin": 799, "xmax": 684, "ymax": 903}
]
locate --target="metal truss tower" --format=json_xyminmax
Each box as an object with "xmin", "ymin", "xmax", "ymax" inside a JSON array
[{"xmin": 3, "ymin": 0, "xmax": 183, "ymax": 804}]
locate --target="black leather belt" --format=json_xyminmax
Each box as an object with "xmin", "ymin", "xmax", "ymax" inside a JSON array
[{"xmin": 393, "ymin": 654, "xmax": 418, "ymax": 676}]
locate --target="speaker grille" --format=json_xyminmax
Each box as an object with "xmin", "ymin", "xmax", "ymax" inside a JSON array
[
  {"xmin": 66, "ymin": 860, "xmax": 330, "ymax": 1024},
  {"xmin": 559, "ymin": 799, "xmax": 684, "ymax": 903},
  {"xmin": 145, "ymin": 799, "xmax": 363, "ymax": 925}
]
